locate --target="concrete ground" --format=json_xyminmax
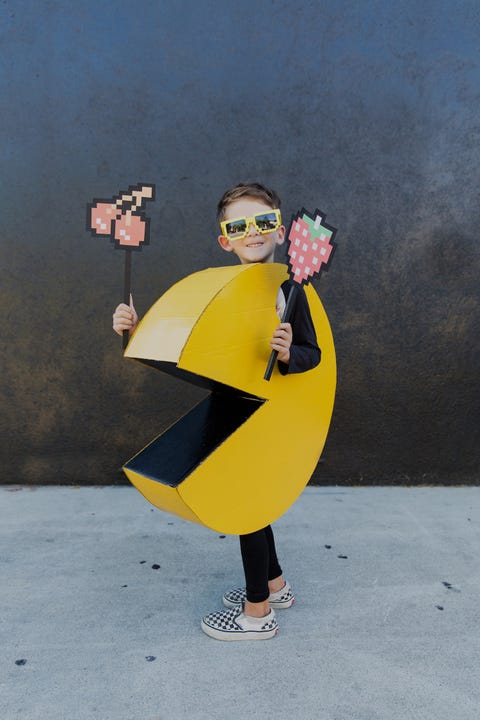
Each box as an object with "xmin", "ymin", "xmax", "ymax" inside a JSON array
[{"xmin": 1, "ymin": 485, "xmax": 479, "ymax": 720}]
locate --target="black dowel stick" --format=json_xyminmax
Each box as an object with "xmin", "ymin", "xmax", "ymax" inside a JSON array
[
  {"xmin": 122, "ymin": 248, "xmax": 132, "ymax": 350},
  {"xmin": 264, "ymin": 283, "xmax": 298, "ymax": 381}
]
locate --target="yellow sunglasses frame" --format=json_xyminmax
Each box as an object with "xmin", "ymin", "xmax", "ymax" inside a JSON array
[{"xmin": 220, "ymin": 209, "xmax": 282, "ymax": 241}]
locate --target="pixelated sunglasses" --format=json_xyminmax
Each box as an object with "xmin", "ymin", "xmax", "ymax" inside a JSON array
[{"xmin": 220, "ymin": 209, "xmax": 282, "ymax": 241}]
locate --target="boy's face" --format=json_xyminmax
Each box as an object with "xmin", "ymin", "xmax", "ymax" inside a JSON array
[{"xmin": 218, "ymin": 197, "xmax": 285, "ymax": 265}]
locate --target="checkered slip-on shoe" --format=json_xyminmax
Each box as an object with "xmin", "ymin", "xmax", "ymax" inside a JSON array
[
  {"xmin": 223, "ymin": 581, "xmax": 295, "ymax": 610},
  {"xmin": 201, "ymin": 607, "xmax": 278, "ymax": 641}
]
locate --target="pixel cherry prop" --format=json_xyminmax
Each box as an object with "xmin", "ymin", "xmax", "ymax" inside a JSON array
[
  {"xmin": 264, "ymin": 208, "xmax": 337, "ymax": 380},
  {"xmin": 87, "ymin": 183, "xmax": 156, "ymax": 348}
]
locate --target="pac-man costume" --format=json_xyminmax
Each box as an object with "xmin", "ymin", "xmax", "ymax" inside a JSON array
[{"xmin": 123, "ymin": 262, "xmax": 336, "ymax": 535}]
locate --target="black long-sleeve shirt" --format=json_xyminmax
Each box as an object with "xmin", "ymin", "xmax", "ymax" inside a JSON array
[{"xmin": 277, "ymin": 280, "xmax": 321, "ymax": 375}]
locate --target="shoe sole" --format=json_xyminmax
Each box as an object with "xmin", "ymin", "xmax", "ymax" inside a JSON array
[
  {"xmin": 201, "ymin": 621, "xmax": 279, "ymax": 641},
  {"xmin": 222, "ymin": 597, "xmax": 295, "ymax": 610}
]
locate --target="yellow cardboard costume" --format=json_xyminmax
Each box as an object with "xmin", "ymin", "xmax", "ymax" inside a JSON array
[{"xmin": 123, "ymin": 262, "xmax": 335, "ymax": 534}]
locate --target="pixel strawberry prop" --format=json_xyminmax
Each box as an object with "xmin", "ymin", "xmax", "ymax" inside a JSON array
[{"xmin": 264, "ymin": 208, "xmax": 337, "ymax": 380}]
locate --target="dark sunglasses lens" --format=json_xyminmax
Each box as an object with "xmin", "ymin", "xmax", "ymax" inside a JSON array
[
  {"xmin": 225, "ymin": 219, "xmax": 247, "ymax": 238},
  {"xmin": 255, "ymin": 213, "xmax": 278, "ymax": 231}
]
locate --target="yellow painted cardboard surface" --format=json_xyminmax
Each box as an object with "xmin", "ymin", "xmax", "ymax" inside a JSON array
[{"xmin": 123, "ymin": 263, "xmax": 336, "ymax": 534}]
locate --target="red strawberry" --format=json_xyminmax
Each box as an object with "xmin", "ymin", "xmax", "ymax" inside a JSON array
[{"xmin": 287, "ymin": 213, "xmax": 334, "ymax": 284}]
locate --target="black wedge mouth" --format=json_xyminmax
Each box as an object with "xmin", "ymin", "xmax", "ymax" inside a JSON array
[{"xmin": 123, "ymin": 361, "xmax": 265, "ymax": 488}]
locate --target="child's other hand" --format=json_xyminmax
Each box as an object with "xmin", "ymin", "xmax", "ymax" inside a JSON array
[
  {"xmin": 270, "ymin": 322, "xmax": 292, "ymax": 364},
  {"xmin": 112, "ymin": 294, "xmax": 138, "ymax": 336}
]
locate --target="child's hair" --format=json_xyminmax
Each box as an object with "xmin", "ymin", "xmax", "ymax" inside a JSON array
[{"xmin": 216, "ymin": 182, "xmax": 281, "ymax": 221}]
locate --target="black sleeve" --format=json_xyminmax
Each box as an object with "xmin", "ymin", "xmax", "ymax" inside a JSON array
[{"xmin": 278, "ymin": 280, "xmax": 321, "ymax": 375}]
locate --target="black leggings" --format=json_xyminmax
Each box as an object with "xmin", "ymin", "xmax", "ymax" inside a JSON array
[{"xmin": 239, "ymin": 525, "xmax": 283, "ymax": 603}]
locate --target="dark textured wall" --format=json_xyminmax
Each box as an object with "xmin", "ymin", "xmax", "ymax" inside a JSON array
[{"xmin": 1, "ymin": 0, "xmax": 479, "ymax": 485}]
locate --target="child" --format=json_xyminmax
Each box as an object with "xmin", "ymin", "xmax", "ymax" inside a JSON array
[{"xmin": 113, "ymin": 182, "xmax": 320, "ymax": 640}]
